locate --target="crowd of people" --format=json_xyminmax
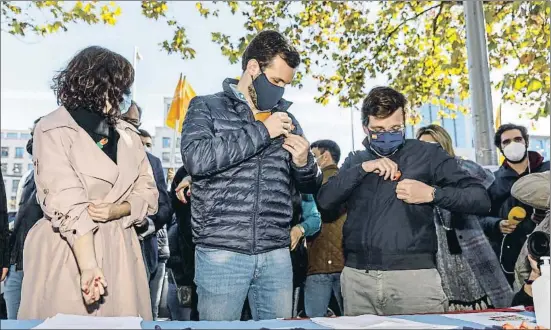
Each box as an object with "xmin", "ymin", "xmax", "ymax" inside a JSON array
[{"xmin": 0, "ymin": 30, "xmax": 549, "ymax": 322}]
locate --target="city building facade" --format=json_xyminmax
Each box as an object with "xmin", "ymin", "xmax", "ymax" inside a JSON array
[{"xmin": 1, "ymin": 129, "xmax": 33, "ymax": 212}]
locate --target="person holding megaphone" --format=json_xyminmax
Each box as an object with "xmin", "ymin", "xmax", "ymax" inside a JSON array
[{"xmin": 480, "ymin": 124, "xmax": 550, "ymax": 287}]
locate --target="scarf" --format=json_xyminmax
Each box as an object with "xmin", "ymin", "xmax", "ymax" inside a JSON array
[{"xmin": 435, "ymin": 159, "xmax": 513, "ymax": 310}]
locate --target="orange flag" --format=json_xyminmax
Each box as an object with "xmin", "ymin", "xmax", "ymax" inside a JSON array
[{"xmin": 166, "ymin": 73, "xmax": 196, "ymax": 132}]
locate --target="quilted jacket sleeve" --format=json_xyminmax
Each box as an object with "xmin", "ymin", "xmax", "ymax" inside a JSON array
[{"xmin": 180, "ymin": 97, "xmax": 272, "ymax": 177}]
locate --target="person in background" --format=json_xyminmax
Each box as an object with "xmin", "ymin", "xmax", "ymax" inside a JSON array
[
  {"xmin": 18, "ymin": 46, "xmax": 158, "ymax": 320},
  {"xmin": 169, "ymin": 167, "xmax": 198, "ymax": 321},
  {"xmin": 511, "ymin": 171, "xmax": 550, "ymax": 290},
  {"xmin": 137, "ymin": 129, "xmax": 172, "ymax": 320},
  {"xmin": 417, "ymin": 125, "xmax": 513, "ymax": 310},
  {"xmin": 317, "ymin": 87, "xmax": 491, "ymax": 316},
  {"xmin": 289, "ymin": 188, "xmax": 322, "ymax": 317},
  {"xmin": 1, "ymin": 171, "xmax": 9, "ymax": 282},
  {"xmin": 512, "ymin": 255, "xmax": 541, "ymax": 307},
  {"xmin": 305, "ymin": 139, "xmax": 346, "ymax": 317},
  {"xmin": 480, "ymin": 124, "xmax": 550, "ymax": 286},
  {"xmin": 3, "ymin": 118, "xmax": 44, "ymax": 319},
  {"xmin": 179, "ymin": 30, "xmax": 319, "ymax": 321},
  {"xmin": 291, "ymin": 194, "xmax": 321, "ymax": 252},
  {"xmin": 122, "ymin": 104, "xmax": 173, "ymax": 305},
  {"xmin": 0, "ymin": 171, "xmax": 8, "ymax": 319}
]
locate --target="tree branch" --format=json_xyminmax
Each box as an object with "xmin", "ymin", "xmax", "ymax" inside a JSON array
[
  {"xmin": 432, "ymin": 2, "xmax": 445, "ymax": 36},
  {"xmin": 374, "ymin": 3, "xmax": 442, "ymax": 58}
]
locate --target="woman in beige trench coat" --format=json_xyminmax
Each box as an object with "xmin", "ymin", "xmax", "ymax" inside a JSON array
[{"xmin": 18, "ymin": 46, "xmax": 158, "ymax": 320}]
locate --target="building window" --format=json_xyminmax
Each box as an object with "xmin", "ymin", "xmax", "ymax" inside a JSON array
[
  {"xmin": 1, "ymin": 147, "xmax": 8, "ymax": 158},
  {"xmin": 28, "ymin": 163, "xmax": 34, "ymax": 171},
  {"xmin": 176, "ymin": 137, "xmax": 181, "ymax": 148},
  {"xmin": 162, "ymin": 152, "xmax": 171, "ymax": 162},
  {"xmin": 162, "ymin": 137, "xmax": 171, "ymax": 148},
  {"xmin": 13, "ymin": 163, "xmax": 23, "ymax": 175},
  {"xmin": 6, "ymin": 132, "xmax": 18, "ymax": 139},
  {"xmin": 1, "ymin": 163, "xmax": 7, "ymax": 172},
  {"xmin": 20, "ymin": 133, "xmax": 31, "ymax": 140},
  {"xmin": 15, "ymin": 147, "xmax": 24, "ymax": 159},
  {"xmin": 12, "ymin": 179, "xmax": 19, "ymax": 194}
]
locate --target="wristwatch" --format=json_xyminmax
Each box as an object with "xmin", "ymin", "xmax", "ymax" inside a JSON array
[{"xmin": 524, "ymin": 279, "xmax": 535, "ymax": 285}]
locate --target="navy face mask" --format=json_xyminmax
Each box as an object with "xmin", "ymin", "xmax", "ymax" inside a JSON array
[
  {"xmin": 252, "ymin": 73, "xmax": 285, "ymax": 111},
  {"xmin": 368, "ymin": 129, "xmax": 405, "ymax": 157}
]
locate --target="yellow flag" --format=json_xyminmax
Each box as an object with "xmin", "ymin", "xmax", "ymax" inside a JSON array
[
  {"xmin": 495, "ymin": 103, "xmax": 505, "ymax": 165},
  {"xmin": 165, "ymin": 73, "xmax": 196, "ymax": 132}
]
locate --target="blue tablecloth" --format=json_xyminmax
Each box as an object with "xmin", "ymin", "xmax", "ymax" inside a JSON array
[{"xmin": 0, "ymin": 311, "xmax": 536, "ymax": 329}]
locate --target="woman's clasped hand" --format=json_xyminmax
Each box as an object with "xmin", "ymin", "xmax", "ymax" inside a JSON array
[{"xmin": 80, "ymin": 267, "xmax": 108, "ymax": 305}]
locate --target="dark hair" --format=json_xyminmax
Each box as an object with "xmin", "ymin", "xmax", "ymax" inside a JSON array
[
  {"xmin": 51, "ymin": 46, "xmax": 134, "ymax": 125},
  {"xmin": 361, "ymin": 87, "xmax": 407, "ymax": 126},
  {"xmin": 311, "ymin": 139, "xmax": 341, "ymax": 164},
  {"xmin": 33, "ymin": 117, "xmax": 43, "ymax": 125},
  {"xmin": 138, "ymin": 129, "xmax": 151, "ymax": 139},
  {"xmin": 131, "ymin": 100, "xmax": 143, "ymax": 119},
  {"xmin": 494, "ymin": 123, "xmax": 529, "ymax": 148},
  {"xmin": 241, "ymin": 30, "xmax": 300, "ymax": 71}
]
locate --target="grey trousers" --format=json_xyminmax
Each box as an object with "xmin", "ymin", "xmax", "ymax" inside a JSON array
[{"xmin": 341, "ymin": 266, "xmax": 448, "ymax": 316}]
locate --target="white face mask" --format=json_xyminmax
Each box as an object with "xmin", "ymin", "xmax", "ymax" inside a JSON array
[{"xmin": 503, "ymin": 142, "xmax": 527, "ymax": 162}]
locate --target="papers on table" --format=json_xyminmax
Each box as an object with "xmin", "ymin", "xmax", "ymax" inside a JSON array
[
  {"xmin": 311, "ymin": 315, "xmax": 458, "ymax": 329},
  {"xmin": 33, "ymin": 313, "xmax": 143, "ymax": 329},
  {"xmin": 445, "ymin": 312, "xmax": 537, "ymax": 328}
]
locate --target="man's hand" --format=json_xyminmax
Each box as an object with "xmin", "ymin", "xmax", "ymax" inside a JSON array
[
  {"xmin": 290, "ymin": 225, "xmax": 304, "ymax": 251},
  {"xmin": 362, "ymin": 158, "xmax": 399, "ymax": 181},
  {"xmin": 499, "ymin": 220, "xmax": 518, "ymax": 234},
  {"xmin": 283, "ymin": 134, "xmax": 310, "ymax": 167},
  {"xmin": 176, "ymin": 175, "xmax": 192, "ymax": 204},
  {"xmin": 396, "ymin": 179, "xmax": 435, "ymax": 204},
  {"xmin": 1, "ymin": 267, "xmax": 8, "ymax": 282},
  {"xmin": 167, "ymin": 168, "xmax": 175, "ymax": 183},
  {"xmin": 263, "ymin": 112, "xmax": 293, "ymax": 138},
  {"xmin": 88, "ymin": 202, "xmax": 130, "ymax": 222}
]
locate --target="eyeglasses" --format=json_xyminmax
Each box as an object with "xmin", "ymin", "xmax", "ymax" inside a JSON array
[{"xmin": 368, "ymin": 125, "xmax": 405, "ymax": 134}]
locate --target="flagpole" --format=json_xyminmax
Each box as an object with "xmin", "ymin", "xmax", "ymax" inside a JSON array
[
  {"xmin": 132, "ymin": 46, "xmax": 138, "ymax": 99},
  {"xmin": 169, "ymin": 75, "xmax": 185, "ymax": 171},
  {"xmin": 170, "ymin": 118, "xmax": 179, "ymax": 169}
]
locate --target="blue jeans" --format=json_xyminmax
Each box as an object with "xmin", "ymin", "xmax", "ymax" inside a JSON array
[
  {"xmin": 195, "ymin": 246, "xmax": 293, "ymax": 321},
  {"xmin": 150, "ymin": 261, "xmax": 166, "ymax": 320},
  {"xmin": 4, "ymin": 265, "xmax": 24, "ymax": 319},
  {"xmin": 304, "ymin": 273, "xmax": 343, "ymax": 317}
]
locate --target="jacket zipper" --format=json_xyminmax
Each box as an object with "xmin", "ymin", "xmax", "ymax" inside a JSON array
[{"xmin": 252, "ymin": 154, "xmax": 262, "ymax": 254}]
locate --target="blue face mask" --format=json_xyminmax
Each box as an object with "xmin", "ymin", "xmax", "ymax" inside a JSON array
[
  {"xmin": 252, "ymin": 73, "xmax": 285, "ymax": 111},
  {"xmin": 119, "ymin": 92, "xmax": 132, "ymax": 114},
  {"xmin": 368, "ymin": 129, "xmax": 405, "ymax": 156}
]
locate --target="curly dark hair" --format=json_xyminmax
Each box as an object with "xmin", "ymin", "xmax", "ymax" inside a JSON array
[
  {"xmin": 494, "ymin": 123, "xmax": 529, "ymax": 148},
  {"xmin": 361, "ymin": 86, "xmax": 407, "ymax": 126},
  {"xmin": 51, "ymin": 46, "xmax": 134, "ymax": 124},
  {"xmin": 241, "ymin": 30, "xmax": 300, "ymax": 71}
]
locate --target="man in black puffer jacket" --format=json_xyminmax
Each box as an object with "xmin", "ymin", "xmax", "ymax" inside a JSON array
[{"xmin": 180, "ymin": 30, "xmax": 319, "ymax": 321}]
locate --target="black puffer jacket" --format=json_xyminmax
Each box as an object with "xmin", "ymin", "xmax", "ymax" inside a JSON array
[{"xmin": 180, "ymin": 78, "xmax": 319, "ymax": 254}]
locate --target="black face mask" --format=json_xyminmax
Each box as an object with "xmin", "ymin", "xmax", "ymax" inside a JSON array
[
  {"xmin": 26, "ymin": 138, "xmax": 33, "ymax": 156},
  {"xmin": 252, "ymin": 73, "xmax": 285, "ymax": 111}
]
